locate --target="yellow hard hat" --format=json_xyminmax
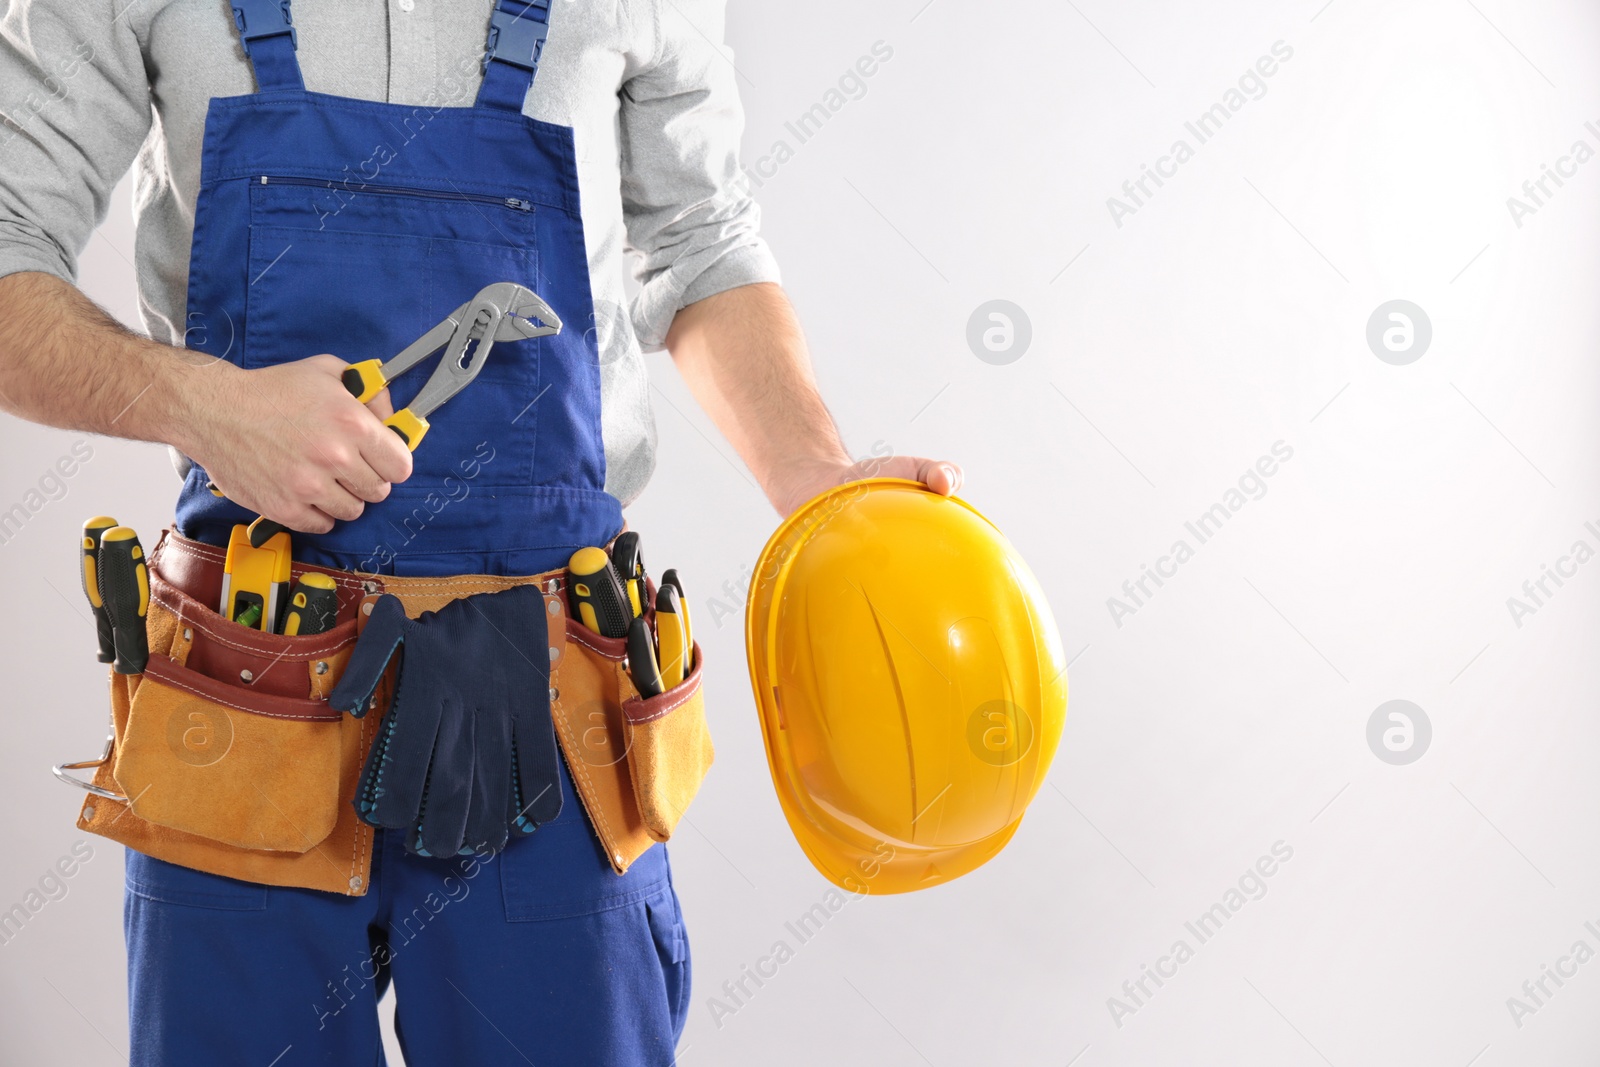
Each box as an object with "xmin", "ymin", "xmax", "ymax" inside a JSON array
[{"xmin": 746, "ymin": 478, "xmax": 1067, "ymax": 894}]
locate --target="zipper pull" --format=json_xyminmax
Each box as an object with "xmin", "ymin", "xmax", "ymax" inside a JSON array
[
  {"xmin": 505, "ymin": 198, "xmax": 533, "ymax": 212},
  {"xmin": 260, "ymin": 176, "xmax": 269, "ymax": 185}
]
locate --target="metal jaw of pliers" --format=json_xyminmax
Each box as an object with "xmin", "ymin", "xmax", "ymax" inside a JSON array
[{"xmin": 343, "ymin": 281, "xmax": 562, "ymax": 449}]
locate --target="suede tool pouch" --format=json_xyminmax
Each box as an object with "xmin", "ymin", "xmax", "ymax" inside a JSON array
[
  {"xmin": 106, "ymin": 572, "xmax": 357, "ymax": 853},
  {"xmin": 621, "ymin": 644, "xmax": 711, "ymax": 843},
  {"xmin": 553, "ymin": 619, "xmax": 713, "ymax": 870}
]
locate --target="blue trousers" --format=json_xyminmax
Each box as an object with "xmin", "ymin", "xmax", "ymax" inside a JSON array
[{"xmin": 124, "ymin": 759, "xmax": 690, "ymax": 1066}]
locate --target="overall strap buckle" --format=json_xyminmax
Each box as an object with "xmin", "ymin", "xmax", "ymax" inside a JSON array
[
  {"xmin": 229, "ymin": 0, "xmax": 304, "ymax": 92},
  {"xmin": 478, "ymin": 0, "xmax": 552, "ymax": 111},
  {"xmin": 231, "ymin": 0, "xmax": 297, "ymax": 49},
  {"xmin": 485, "ymin": 1, "xmax": 552, "ymax": 73}
]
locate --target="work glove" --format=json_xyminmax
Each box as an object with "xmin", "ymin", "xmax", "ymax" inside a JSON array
[{"xmin": 330, "ymin": 586, "xmax": 562, "ymax": 856}]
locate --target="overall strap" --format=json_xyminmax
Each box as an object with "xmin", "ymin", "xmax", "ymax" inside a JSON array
[
  {"xmin": 477, "ymin": 0, "xmax": 552, "ymax": 112},
  {"xmin": 230, "ymin": 0, "xmax": 305, "ymax": 93}
]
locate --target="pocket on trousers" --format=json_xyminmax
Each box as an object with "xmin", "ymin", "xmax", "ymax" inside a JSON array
[
  {"xmin": 125, "ymin": 849, "xmax": 269, "ymax": 911},
  {"xmin": 646, "ymin": 886, "xmax": 690, "ymax": 1034},
  {"xmin": 498, "ymin": 816, "xmax": 668, "ymax": 922},
  {"xmin": 109, "ymin": 573, "xmax": 357, "ymax": 853}
]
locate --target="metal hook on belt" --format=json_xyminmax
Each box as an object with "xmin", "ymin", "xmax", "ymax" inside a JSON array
[{"xmin": 51, "ymin": 730, "xmax": 128, "ymax": 802}]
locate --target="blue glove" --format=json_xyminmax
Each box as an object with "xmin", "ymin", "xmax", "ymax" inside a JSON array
[{"xmin": 330, "ymin": 585, "xmax": 562, "ymax": 856}]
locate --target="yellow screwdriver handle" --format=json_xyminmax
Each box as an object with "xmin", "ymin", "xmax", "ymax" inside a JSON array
[{"xmin": 656, "ymin": 586, "xmax": 689, "ymax": 689}]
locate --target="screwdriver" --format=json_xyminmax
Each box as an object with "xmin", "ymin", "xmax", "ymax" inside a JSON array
[
  {"xmin": 80, "ymin": 516, "xmax": 119, "ymax": 663},
  {"xmin": 626, "ymin": 616, "xmax": 664, "ymax": 698},
  {"xmin": 660, "ymin": 568, "xmax": 692, "ymax": 653},
  {"xmin": 611, "ymin": 532, "xmax": 646, "ymax": 618},
  {"xmin": 655, "ymin": 584, "xmax": 690, "ymax": 688},
  {"xmin": 567, "ymin": 547, "xmax": 632, "ymax": 638},
  {"xmin": 99, "ymin": 527, "xmax": 150, "ymax": 675},
  {"xmin": 282, "ymin": 573, "xmax": 340, "ymax": 636}
]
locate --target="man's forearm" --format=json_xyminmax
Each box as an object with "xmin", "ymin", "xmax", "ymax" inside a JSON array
[
  {"xmin": 0, "ymin": 271, "xmax": 217, "ymax": 454},
  {"xmin": 0, "ymin": 270, "xmax": 411, "ymax": 533},
  {"xmin": 666, "ymin": 282, "xmax": 961, "ymax": 516},
  {"xmin": 665, "ymin": 282, "xmax": 850, "ymax": 509}
]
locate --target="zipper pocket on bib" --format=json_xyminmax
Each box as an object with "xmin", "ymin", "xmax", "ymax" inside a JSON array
[{"xmin": 258, "ymin": 175, "xmax": 534, "ymax": 212}]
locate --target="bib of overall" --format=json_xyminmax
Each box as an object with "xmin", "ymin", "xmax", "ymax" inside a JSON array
[
  {"xmin": 173, "ymin": 0, "xmax": 622, "ymax": 578},
  {"xmin": 122, "ymin": 6, "xmax": 689, "ymax": 1065}
]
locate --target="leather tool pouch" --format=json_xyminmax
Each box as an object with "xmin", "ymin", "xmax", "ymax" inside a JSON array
[
  {"xmin": 111, "ymin": 580, "xmax": 354, "ymax": 851},
  {"xmin": 547, "ymin": 596, "xmax": 714, "ymax": 873},
  {"xmin": 74, "ymin": 533, "xmax": 379, "ymax": 895},
  {"xmin": 70, "ymin": 530, "xmax": 713, "ymax": 892}
]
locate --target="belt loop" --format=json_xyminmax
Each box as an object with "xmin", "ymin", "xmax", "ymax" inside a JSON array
[
  {"xmin": 231, "ymin": 0, "xmax": 306, "ymax": 93},
  {"xmin": 477, "ymin": 0, "xmax": 553, "ymax": 113}
]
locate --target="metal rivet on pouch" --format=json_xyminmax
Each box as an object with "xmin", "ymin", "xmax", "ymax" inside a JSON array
[
  {"xmin": 548, "ymin": 598, "xmax": 560, "ymax": 615},
  {"xmin": 548, "ymin": 646, "xmax": 558, "ymax": 663},
  {"xmin": 363, "ymin": 602, "xmax": 375, "ymax": 616},
  {"xmin": 363, "ymin": 581, "xmax": 379, "ymax": 594},
  {"xmin": 549, "ymin": 687, "xmax": 558, "ymax": 702},
  {"xmin": 349, "ymin": 876, "xmax": 363, "ymax": 891},
  {"xmin": 544, "ymin": 578, "xmax": 559, "ymax": 594},
  {"xmin": 182, "ymin": 628, "xmax": 192, "ymax": 642},
  {"xmin": 239, "ymin": 669, "xmax": 254, "ymax": 683},
  {"xmin": 614, "ymin": 852, "xmax": 624, "ymax": 866},
  {"xmin": 82, "ymin": 805, "xmax": 95, "ymax": 821},
  {"xmin": 315, "ymin": 661, "xmax": 329, "ymax": 675}
]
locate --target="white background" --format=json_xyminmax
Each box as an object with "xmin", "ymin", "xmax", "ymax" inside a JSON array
[{"xmin": 3, "ymin": 1, "xmax": 1600, "ymax": 1064}]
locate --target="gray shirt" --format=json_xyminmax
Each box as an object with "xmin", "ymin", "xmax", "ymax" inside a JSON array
[{"xmin": 0, "ymin": 0, "xmax": 779, "ymax": 505}]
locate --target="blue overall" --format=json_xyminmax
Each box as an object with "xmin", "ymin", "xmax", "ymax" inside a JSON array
[
  {"xmin": 174, "ymin": 0, "xmax": 621, "ymax": 579},
  {"xmin": 125, "ymin": 4, "xmax": 688, "ymax": 1064}
]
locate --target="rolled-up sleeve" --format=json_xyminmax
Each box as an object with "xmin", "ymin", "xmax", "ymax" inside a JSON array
[
  {"xmin": 618, "ymin": 0, "xmax": 780, "ymax": 348},
  {"xmin": 0, "ymin": 2, "xmax": 150, "ymax": 284}
]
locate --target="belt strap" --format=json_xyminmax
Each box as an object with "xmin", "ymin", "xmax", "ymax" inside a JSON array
[
  {"xmin": 477, "ymin": 0, "xmax": 552, "ymax": 112},
  {"xmin": 231, "ymin": 0, "xmax": 305, "ymax": 93},
  {"xmin": 151, "ymin": 528, "xmax": 568, "ymax": 620}
]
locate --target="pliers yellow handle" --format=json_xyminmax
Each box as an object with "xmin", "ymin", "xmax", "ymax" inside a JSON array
[
  {"xmin": 341, "ymin": 359, "xmax": 390, "ymax": 405},
  {"xmin": 341, "ymin": 360, "xmax": 431, "ymax": 448}
]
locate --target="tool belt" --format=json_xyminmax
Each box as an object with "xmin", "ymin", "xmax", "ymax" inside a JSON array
[{"xmin": 68, "ymin": 530, "xmax": 713, "ymax": 896}]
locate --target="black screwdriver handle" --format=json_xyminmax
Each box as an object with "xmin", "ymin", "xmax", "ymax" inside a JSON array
[
  {"xmin": 99, "ymin": 527, "xmax": 150, "ymax": 675},
  {"xmin": 81, "ymin": 516, "xmax": 119, "ymax": 663}
]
